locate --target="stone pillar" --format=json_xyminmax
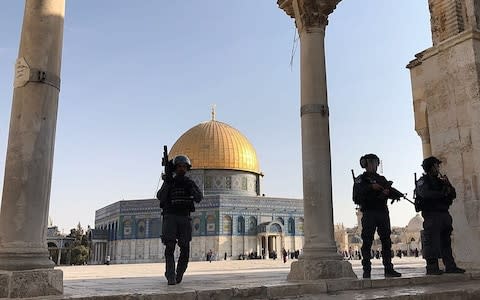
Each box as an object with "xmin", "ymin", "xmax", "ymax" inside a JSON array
[
  {"xmin": 0, "ymin": 0, "xmax": 65, "ymax": 297},
  {"xmin": 278, "ymin": 0, "xmax": 355, "ymax": 280}
]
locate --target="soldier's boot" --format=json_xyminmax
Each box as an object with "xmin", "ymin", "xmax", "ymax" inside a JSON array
[
  {"xmin": 362, "ymin": 258, "xmax": 371, "ymax": 279},
  {"xmin": 383, "ymin": 259, "xmax": 401, "ymax": 277},
  {"xmin": 445, "ymin": 266, "xmax": 466, "ymax": 273},
  {"xmin": 443, "ymin": 254, "xmax": 466, "ymax": 273},
  {"xmin": 426, "ymin": 258, "xmax": 443, "ymax": 275},
  {"xmin": 384, "ymin": 268, "xmax": 402, "ymax": 277}
]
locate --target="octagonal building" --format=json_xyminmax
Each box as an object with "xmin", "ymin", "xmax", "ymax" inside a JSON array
[{"xmin": 91, "ymin": 117, "xmax": 304, "ymax": 264}]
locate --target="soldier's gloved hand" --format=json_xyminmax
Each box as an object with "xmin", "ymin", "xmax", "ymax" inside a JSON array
[
  {"xmin": 382, "ymin": 188, "xmax": 390, "ymax": 196},
  {"xmin": 371, "ymin": 183, "xmax": 383, "ymax": 191}
]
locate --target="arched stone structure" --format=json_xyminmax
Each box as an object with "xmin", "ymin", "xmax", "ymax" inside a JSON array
[{"xmin": 408, "ymin": 0, "xmax": 480, "ymax": 269}]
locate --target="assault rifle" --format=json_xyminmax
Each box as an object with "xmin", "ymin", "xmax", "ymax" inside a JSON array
[
  {"xmin": 351, "ymin": 169, "xmax": 414, "ymax": 205},
  {"xmin": 161, "ymin": 145, "xmax": 174, "ymax": 183}
]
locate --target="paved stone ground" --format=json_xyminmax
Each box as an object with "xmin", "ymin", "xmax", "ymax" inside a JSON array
[{"xmin": 25, "ymin": 257, "xmax": 480, "ymax": 299}]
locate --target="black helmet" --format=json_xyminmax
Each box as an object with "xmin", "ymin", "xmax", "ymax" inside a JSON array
[
  {"xmin": 422, "ymin": 156, "xmax": 441, "ymax": 172},
  {"xmin": 173, "ymin": 155, "xmax": 192, "ymax": 170},
  {"xmin": 360, "ymin": 153, "xmax": 380, "ymax": 168}
]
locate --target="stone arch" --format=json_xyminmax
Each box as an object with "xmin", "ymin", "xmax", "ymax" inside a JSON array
[{"xmin": 275, "ymin": 217, "xmax": 284, "ymax": 225}]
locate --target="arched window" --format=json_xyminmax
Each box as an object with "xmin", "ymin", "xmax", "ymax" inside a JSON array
[
  {"xmin": 206, "ymin": 215, "xmax": 216, "ymax": 235},
  {"xmin": 223, "ymin": 215, "xmax": 232, "ymax": 235},
  {"xmin": 238, "ymin": 216, "xmax": 245, "ymax": 235},
  {"xmin": 192, "ymin": 217, "xmax": 202, "ymax": 236},
  {"xmin": 298, "ymin": 217, "xmax": 304, "ymax": 235},
  {"xmin": 136, "ymin": 220, "xmax": 146, "ymax": 239},
  {"xmin": 288, "ymin": 217, "xmax": 295, "ymax": 234},
  {"xmin": 150, "ymin": 218, "xmax": 161, "ymax": 238},
  {"xmin": 123, "ymin": 220, "xmax": 132, "ymax": 239},
  {"xmin": 248, "ymin": 216, "xmax": 257, "ymax": 235},
  {"xmin": 270, "ymin": 223, "xmax": 282, "ymax": 233}
]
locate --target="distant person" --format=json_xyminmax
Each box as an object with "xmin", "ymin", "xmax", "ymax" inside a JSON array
[
  {"xmin": 415, "ymin": 156, "xmax": 465, "ymax": 275},
  {"xmin": 207, "ymin": 249, "xmax": 213, "ymax": 263},
  {"xmin": 282, "ymin": 249, "xmax": 288, "ymax": 263},
  {"xmin": 157, "ymin": 155, "xmax": 203, "ymax": 285},
  {"xmin": 353, "ymin": 153, "xmax": 401, "ymax": 279},
  {"xmin": 105, "ymin": 255, "xmax": 110, "ymax": 265},
  {"xmin": 224, "ymin": 252, "xmax": 227, "ymax": 261}
]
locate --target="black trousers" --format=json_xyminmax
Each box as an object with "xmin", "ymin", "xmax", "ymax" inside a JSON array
[
  {"xmin": 162, "ymin": 214, "xmax": 192, "ymax": 280},
  {"xmin": 422, "ymin": 211, "xmax": 456, "ymax": 269},
  {"xmin": 361, "ymin": 210, "xmax": 393, "ymax": 271}
]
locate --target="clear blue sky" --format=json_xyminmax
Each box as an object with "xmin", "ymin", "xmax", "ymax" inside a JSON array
[{"xmin": 0, "ymin": 1, "xmax": 431, "ymax": 233}]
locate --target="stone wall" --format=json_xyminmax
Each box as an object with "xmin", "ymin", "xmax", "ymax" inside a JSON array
[{"xmin": 409, "ymin": 29, "xmax": 480, "ymax": 269}]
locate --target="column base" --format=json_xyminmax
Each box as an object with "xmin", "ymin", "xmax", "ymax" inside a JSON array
[
  {"xmin": 0, "ymin": 251, "xmax": 54, "ymax": 270},
  {"xmin": 288, "ymin": 258, "xmax": 357, "ymax": 281},
  {"xmin": 0, "ymin": 269, "xmax": 63, "ymax": 298}
]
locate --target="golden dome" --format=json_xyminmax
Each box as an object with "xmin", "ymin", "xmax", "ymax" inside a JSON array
[{"xmin": 169, "ymin": 120, "xmax": 260, "ymax": 174}]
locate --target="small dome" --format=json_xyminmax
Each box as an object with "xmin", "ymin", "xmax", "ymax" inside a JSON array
[
  {"xmin": 170, "ymin": 120, "xmax": 260, "ymax": 174},
  {"xmin": 406, "ymin": 214, "xmax": 424, "ymax": 232}
]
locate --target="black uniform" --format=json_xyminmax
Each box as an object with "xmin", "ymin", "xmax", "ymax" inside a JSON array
[
  {"xmin": 416, "ymin": 174, "xmax": 459, "ymax": 272},
  {"xmin": 353, "ymin": 171, "xmax": 395, "ymax": 274},
  {"xmin": 157, "ymin": 175, "xmax": 202, "ymax": 284}
]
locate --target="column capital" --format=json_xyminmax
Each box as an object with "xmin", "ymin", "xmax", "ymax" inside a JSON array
[{"xmin": 278, "ymin": 0, "xmax": 341, "ymax": 31}]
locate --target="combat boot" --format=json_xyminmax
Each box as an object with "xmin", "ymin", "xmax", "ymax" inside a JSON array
[
  {"xmin": 445, "ymin": 266, "xmax": 466, "ymax": 274},
  {"xmin": 384, "ymin": 269, "xmax": 401, "ymax": 277},
  {"xmin": 165, "ymin": 272, "xmax": 176, "ymax": 285},
  {"xmin": 426, "ymin": 259, "xmax": 443, "ymax": 275},
  {"xmin": 176, "ymin": 272, "xmax": 184, "ymax": 284}
]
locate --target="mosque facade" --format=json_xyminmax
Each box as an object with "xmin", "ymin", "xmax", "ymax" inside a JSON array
[{"xmin": 89, "ymin": 117, "xmax": 304, "ymax": 264}]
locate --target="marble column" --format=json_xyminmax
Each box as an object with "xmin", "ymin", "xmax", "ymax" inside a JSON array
[
  {"xmin": 0, "ymin": 0, "xmax": 65, "ymax": 296},
  {"xmin": 278, "ymin": 0, "xmax": 356, "ymax": 280}
]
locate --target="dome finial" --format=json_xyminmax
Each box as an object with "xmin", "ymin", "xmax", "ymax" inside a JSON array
[{"xmin": 211, "ymin": 104, "xmax": 216, "ymax": 121}]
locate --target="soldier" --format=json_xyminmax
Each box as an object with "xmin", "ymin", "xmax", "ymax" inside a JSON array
[
  {"xmin": 353, "ymin": 153, "xmax": 402, "ymax": 279},
  {"xmin": 157, "ymin": 155, "xmax": 203, "ymax": 285},
  {"xmin": 416, "ymin": 156, "xmax": 465, "ymax": 275}
]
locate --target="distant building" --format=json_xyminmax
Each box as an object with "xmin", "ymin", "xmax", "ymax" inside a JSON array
[
  {"xmin": 334, "ymin": 213, "xmax": 424, "ymax": 257},
  {"xmin": 47, "ymin": 217, "xmax": 74, "ymax": 265},
  {"xmin": 91, "ymin": 116, "xmax": 305, "ymax": 264}
]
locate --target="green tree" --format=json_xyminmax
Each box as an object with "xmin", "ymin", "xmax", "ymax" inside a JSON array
[{"xmin": 68, "ymin": 222, "xmax": 90, "ymax": 264}]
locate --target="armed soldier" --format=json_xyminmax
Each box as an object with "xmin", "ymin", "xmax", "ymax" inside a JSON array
[
  {"xmin": 353, "ymin": 153, "xmax": 402, "ymax": 279},
  {"xmin": 157, "ymin": 154, "xmax": 203, "ymax": 285},
  {"xmin": 416, "ymin": 156, "xmax": 465, "ymax": 275}
]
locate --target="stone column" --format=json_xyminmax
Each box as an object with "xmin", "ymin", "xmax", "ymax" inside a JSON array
[
  {"xmin": 0, "ymin": 1, "xmax": 65, "ymax": 295},
  {"xmin": 278, "ymin": 0, "xmax": 355, "ymax": 280}
]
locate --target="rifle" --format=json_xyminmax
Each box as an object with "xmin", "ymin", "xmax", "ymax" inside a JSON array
[
  {"xmin": 161, "ymin": 145, "xmax": 174, "ymax": 183},
  {"xmin": 386, "ymin": 181, "xmax": 414, "ymax": 205},
  {"xmin": 352, "ymin": 169, "xmax": 414, "ymax": 205}
]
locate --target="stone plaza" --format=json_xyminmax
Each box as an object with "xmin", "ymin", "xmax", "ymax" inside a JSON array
[{"xmin": 32, "ymin": 257, "xmax": 480, "ymax": 299}]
